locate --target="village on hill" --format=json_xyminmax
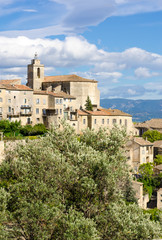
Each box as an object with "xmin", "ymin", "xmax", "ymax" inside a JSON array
[{"xmin": 0, "ymin": 55, "xmax": 161, "ymax": 210}]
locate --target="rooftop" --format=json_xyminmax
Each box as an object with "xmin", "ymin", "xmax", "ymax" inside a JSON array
[
  {"xmin": 135, "ymin": 119, "xmax": 162, "ymax": 129},
  {"xmin": 43, "ymin": 74, "xmax": 98, "ymax": 83},
  {"xmin": 33, "ymin": 90, "xmax": 76, "ymax": 99},
  {"xmin": 0, "ymin": 84, "xmax": 32, "ymax": 91},
  {"xmin": 0, "ymin": 79, "xmax": 21, "ymax": 85},
  {"xmin": 134, "ymin": 137, "xmax": 153, "ymax": 146}
]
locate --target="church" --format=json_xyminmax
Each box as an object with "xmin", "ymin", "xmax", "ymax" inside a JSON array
[{"xmin": 0, "ymin": 55, "xmax": 136, "ymax": 134}]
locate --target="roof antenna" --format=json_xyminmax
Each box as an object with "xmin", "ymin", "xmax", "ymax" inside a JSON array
[{"xmin": 34, "ymin": 52, "xmax": 38, "ymax": 59}]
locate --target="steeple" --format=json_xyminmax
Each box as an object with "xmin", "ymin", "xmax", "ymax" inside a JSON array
[{"xmin": 27, "ymin": 54, "xmax": 44, "ymax": 90}]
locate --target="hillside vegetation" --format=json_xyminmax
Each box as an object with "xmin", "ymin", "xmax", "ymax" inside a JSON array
[{"xmin": 0, "ymin": 124, "xmax": 161, "ymax": 239}]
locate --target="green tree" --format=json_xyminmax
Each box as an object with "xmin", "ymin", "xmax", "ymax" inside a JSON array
[
  {"xmin": 142, "ymin": 130, "xmax": 162, "ymax": 142},
  {"xmin": 154, "ymin": 154, "xmax": 162, "ymax": 166},
  {"xmin": 0, "ymin": 124, "xmax": 161, "ymax": 239},
  {"xmin": 85, "ymin": 96, "xmax": 93, "ymax": 111}
]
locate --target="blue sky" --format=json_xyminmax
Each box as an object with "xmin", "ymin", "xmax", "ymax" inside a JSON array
[{"xmin": 0, "ymin": 0, "xmax": 162, "ymax": 99}]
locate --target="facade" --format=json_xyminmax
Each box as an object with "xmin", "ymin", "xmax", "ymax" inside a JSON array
[
  {"xmin": 126, "ymin": 137, "xmax": 154, "ymax": 172},
  {"xmin": 0, "ymin": 56, "xmax": 136, "ymax": 134}
]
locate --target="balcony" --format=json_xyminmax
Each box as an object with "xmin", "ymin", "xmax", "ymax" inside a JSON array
[
  {"xmin": 20, "ymin": 111, "xmax": 32, "ymax": 116},
  {"xmin": 21, "ymin": 105, "xmax": 31, "ymax": 109},
  {"xmin": 7, "ymin": 112, "xmax": 20, "ymax": 117}
]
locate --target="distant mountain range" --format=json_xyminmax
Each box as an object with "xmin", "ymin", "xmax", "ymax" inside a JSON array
[{"xmin": 100, "ymin": 98, "xmax": 162, "ymax": 122}]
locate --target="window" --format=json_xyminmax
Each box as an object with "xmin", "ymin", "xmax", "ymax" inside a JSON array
[
  {"xmin": 125, "ymin": 119, "xmax": 127, "ymax": 127},
  {"xmin": 24, "ymin": 92, "xmax": 26, "ymax": 95},
  {"xmin": 0, "ymin": 98, "xmax": 2, "ymax": 102},
  {"xmin": 56, "ymin": 109, "xmax": 58, "ymax": 114},
  {"xmin": 113, "ymin": 119, "xmax": 116, "ymax": 124},
  {"xmin": 120, "ymin": 119, "xmax": 122, "ymax": 125},
  {"xmin": 0, "ymin": 90, "xmax": 1, "ymax": 93},
  {"xmin": 70, "ymin": 99, "xmax": 72, "ymax": 102},
  {"xmin": 83, "ymin": 119, "xmax": 86, "ymax": 124},
  {"xmin": 36, "ymin": 118, "xmax": 40, "ymax": 122},
  {"xmin": 36, "ymin": 108, "xmax": 39, "ymax": 114},
  {"xmin": 60, "ymin": 99, "xmax": 62, "ymax": 104},
  {"xmin": 8, "ymin": 90, "xmax": 11, "ymax": 94},
  {"xmin": 60, "ymin": 109, "xmax": 62, "ymax": 115},
  {"xmin": 8, "ymin": 107, "xmax": 11, "ymax": 113},
  {"xmin": 14, "ymin": 96, "xmax": 16, "ymax": 99},
  {"xmin": 43, "ymin": 99, "xmax": 46, "ymax": 105},
  {"xmin": 37, "ymin": 68, "xmax": 40, "ymax": 78},
  {"xmin": 70, "ymin": 107, "xmax": 73, "ymax": 111},
  {"xmin": 24, "ymin": 99, "xmax": 27, "ymax": 104},
  {"xmin": 56, "ymin": 99, "xmax": 59, "ymax": 104},
  {"xmin": 42, "ymin": 109, "xmax": 46, "ymax": 115},
  {"xmin": 94, "ymin": 119, "xmax": 97, "ymax": 124},
  {"xmin": 36, "ymin": 98, "xmax": 40, "ymax": 104},
  {"xmin": 143, "ymin": 157, "xmax": 145, "ymax": 163},
  {"xmin": 102, "ymin": 119, "xmax": 104, "ymax": 124},
  {"xmin": 8, "ymin": 99, "xmax": 11, "ymax": 103},
  {"xmin": 107, "ymin": 119, "xmax": 109, "ymax": 124}
]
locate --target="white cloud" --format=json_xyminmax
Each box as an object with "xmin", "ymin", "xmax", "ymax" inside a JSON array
[
  {"xmin": 134, "ymin": 67, "xmax": 159, "ymax": 78},
  {"xmin": 1, "ymin": 0, "xmax": 162, "ymax": 38}
]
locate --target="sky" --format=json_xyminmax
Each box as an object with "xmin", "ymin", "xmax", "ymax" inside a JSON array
[{"xmin": 0, "ymin": 0, "xmax": 162, "ymax": 100}]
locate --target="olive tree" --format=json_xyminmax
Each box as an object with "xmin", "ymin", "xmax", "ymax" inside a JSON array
[{"xmin": 0, "ymin": 124, "xmax": 161, "ymax": 239}]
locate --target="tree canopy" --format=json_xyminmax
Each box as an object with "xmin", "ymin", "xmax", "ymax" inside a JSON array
[
  {"xmin": 0, "ymin": 124, "xmax": 161, "ymax": 239},
  {"xmin": 142, "ymin": 130, "xmax": 162, "ymax": 142}
]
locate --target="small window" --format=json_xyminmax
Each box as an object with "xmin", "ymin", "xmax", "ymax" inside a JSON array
[
  {"xmin": 0, "ymin": 98, "xmax": 2, "ymax": 102},
  {"xmin": 73, "ymin": 123, "xmax": 75, "ymax": 126},
  {"xmin": 37, "ymin": 68, "xmax": 40, "ymax": 78},
  {"xmin": 24, "ymin": 99, "xmax": 27, "ymax": 104},
  {"xmin": 0, "ymin": 90, "xmax": 1, "ymax": 93},
  {"xmin": 113, "ymin": 119, "xmax": 116, "ymax": 124},
  {"xmin": 24, "ymin": 92, "xmax": 26, "ymax": 95},
  {"xmin": 8, "ymin": 91, "xmax": 11, "ymax": 94},
  {"xmin": 56, "ymin": 99, "xmax": 59, "ymax": 104},
  {"xmin": 102, "ymin": 119, "xmax": 104, "ymax": 124},
  {"xmin": 60, "ymin": 99, "xmax": 62, "ymax": 104},
  {"xmin": 42, "ymin": 109, "xmax": 46, "ymax": 115},
  {"xmin": 125, "ymin": 119, "xmax": 127, "ymax": 127},
  {"xmin": 14, "ymin": 96, "xmax": 16, "ymax": 99},
  {"xmin": 94, "ymin": 119, "xmax": 97, "ymax": 124},
  {"xmin": 36, "ymin": 118, "xmax": 40, "ymax": 122},
  {"xmin": 43, "ymin": 99, "xmax": 46, "ymax": 105},
  {"xmin": 107, "ymin": 119, "xmax": 109, "ymax": 124},
  {"xmin": 120, "ymin": 119, "xmax": 122, "ymax": 125},
  {"xmin": 60, "ymin": 109, "xmax": 62, "ymax": 115},
  {"xmin": 83, "ymin": 119, "xmax": 86, "ymax": 124},
  {"xmin": 8, "ymin": 99, "xmax": 11, "ymax": 103},
  {"xmin": 36, "ymin": 108, "xmax": 39, "ymax": 114},
  {"xmin": 56, "ymin": 109, "xmax": 58, "ymax": 114},
  {"xmin": 36, "ymin": 98, "xmax": 40, "ymax": 104},
  {"xmin": 8, "ymin": 107, "xmax": 11, "ymax": 113}
]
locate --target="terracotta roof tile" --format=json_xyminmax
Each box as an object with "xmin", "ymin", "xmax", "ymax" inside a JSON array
[
  {"xmin": 0, "ymin": 79, "xmax": 21, "ymax": 85},
  {"xmin": 135, "ymin": 119, "xmax": 162, "ymax": 129},
  {"xmin": 43, "ymin": 74, "xmax": 98, "ymax": 83},
  {"xmin": 33, "ymin": 90, "xmax": 76, "ymax": 99},
  {"xmin": 77, "ymin": 110, "xmax": 89, "ymax": 116},
  {"xmin": 0, "ymin": 84, "xmax": 32, "ymax": 91},
  {"xmin": 134, "ymin": 137, "xmax": 153, "ymax": 146}
]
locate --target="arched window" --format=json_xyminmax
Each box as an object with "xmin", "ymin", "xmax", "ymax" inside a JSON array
[{"xmin": 37, "ymin": 68, "xmax": 40, "ymax": 78}]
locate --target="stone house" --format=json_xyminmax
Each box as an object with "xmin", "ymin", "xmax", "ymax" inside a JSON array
[
  {"xmin": 135, "ymin": 118, "xmax": 162, "ymax": 136},
  {"xmin": 157, "ymin": 188, "xmax": 162, "ymax": 209},
  {"xmin": 153, "ymin": 140, "xmax": 162, "ymax": 158},
  {"xmin": 126, "ymin": 137, "xmax": 154, "ymax": 172}
]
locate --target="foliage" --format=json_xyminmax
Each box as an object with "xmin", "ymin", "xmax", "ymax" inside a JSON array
[
  {"xmin": 154, "ymin": 154, "xmax": 162, "ymax": 166},
  {"xmin": 20, "ymin": 123, "xmax": 47, "ymax": 136},
  {"xmin": 0, "ymin": 119, "xmax": 47, "ymax": 138},
  {"xmin": 0, "ymin": 124, "xmax": 161, "ymax": 239},
  {"xmin": 85, "ymin": 96, "xmax": 93, "ymax": 111},
  {"xmin": 142, "ymin": 130, "xmax": 162, "ymax": 142},
  {"xmin": 138, "ymin": 163, "xmax": 161, "ymax": 198},
  {"xmin": 143, "ymin": 208, "xmax": 162, "ymax": 222}
]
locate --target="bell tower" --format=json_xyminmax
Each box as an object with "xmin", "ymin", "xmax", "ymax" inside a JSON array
[{"xmin": 27, "ymin": 53, "xmax": 44, "ymax": 90}]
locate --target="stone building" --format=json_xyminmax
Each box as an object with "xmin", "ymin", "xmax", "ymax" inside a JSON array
[
  {"xmin": 126, "ymin": 137, "xmax": 154, "ymax": 172},
  {"xmin": 135, "ymin": 118, "xmax": 162, "ymax": 136},
  {"xmin": 0, "ymin": 56, "xmax": 136, "ymax": 134}
]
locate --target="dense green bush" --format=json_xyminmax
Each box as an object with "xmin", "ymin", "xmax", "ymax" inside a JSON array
[
  {"xmin": 142, "ymin": 130, "xmax": 162, "ymax": 142},
  {"xmin": 0, "ymin": 124, "xmax": 161, "ymax": 239}
]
